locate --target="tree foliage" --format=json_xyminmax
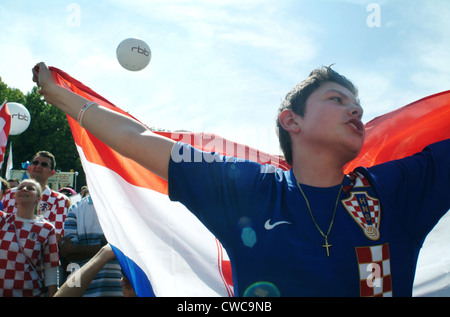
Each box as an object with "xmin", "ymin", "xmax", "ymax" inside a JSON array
[{"xmin": 0, "ymin": 77, "xmax": 85, "ymax": 190}]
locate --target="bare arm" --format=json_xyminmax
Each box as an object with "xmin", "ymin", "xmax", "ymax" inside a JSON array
[
  {"xmin": 54, "ymin": 244, "xmax": 116, "ymax": 297},
  {"xmin": 32, "ymin": 62, "xmax": 175, "ymax": 181}
]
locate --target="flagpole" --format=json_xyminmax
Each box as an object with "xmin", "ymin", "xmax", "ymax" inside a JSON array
[{"xmin": 5, "ymin": 142, "xmax": 12, "ymax": 180}]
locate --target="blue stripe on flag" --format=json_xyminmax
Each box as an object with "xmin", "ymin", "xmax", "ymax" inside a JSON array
[{"xmin": 110, "ymin": 244, "xmax": 155, "ymax": 297}]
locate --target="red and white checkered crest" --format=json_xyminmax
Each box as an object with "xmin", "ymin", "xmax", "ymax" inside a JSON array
[{"xmin": 341, "ymin": 191, "xmax": 381, "ymax": 240}]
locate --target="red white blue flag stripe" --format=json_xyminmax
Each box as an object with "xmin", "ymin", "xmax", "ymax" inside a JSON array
[{"xmin": 50, "ymin": 67, "xmax": 288, "ymax": 296}]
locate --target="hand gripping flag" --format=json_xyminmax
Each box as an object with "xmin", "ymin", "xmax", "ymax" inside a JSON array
[
  {"xmin": 0, "ymin": 101, "xmax": 11, "ymax": 170},
  {"xmin": 49, "ymin": 67, "xmax": 289, "ymax": 297}
]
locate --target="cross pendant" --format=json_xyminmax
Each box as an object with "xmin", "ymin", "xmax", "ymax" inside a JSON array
[{"xmin": 322, "ymin": 237, "xmax": 332, "ymax": 257}]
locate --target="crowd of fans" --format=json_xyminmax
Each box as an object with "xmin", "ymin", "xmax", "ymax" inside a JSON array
[{"xmin": 0, "ymin": 150, "xmax": 135, "ymax": 297}]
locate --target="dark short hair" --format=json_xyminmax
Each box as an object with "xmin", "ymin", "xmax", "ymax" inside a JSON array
[
  {"xmin": 276, "ymin": 65, "xmax": 358, "ymax": 165},
  {"xmin": 0, "ymin": 178, "xmax": 9, "ymax": 194},
  {"xmin": 32, "ymin": 151, "xmax": 56, "ymax": 170}
]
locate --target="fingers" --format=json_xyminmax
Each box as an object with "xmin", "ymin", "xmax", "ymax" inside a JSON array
[
  {"xmin": 32, "ymin": 64, "xmax": 40, "ymax": 85},
  {"xmin": 34, "ymin": 61, "xmax": 47, "ymax": 71},
  {"xmin": 32, "ymin": 62, "xmax": 47, "ymax": 86},
  {"xmin": 32, "ymin": 62, "xmax": 56, "ymax": 99},
  {"xmin": 32, "ymin": 66, "xmax": 38, "ymax": 84}
]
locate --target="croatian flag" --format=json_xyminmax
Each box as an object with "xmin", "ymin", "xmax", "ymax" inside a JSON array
[
  {"xmin": 49, "ymin": 67, "xmax": 289, "ymax": 297},
  {"xmin": 0, "ymin": 101, "xmax": 11, "ymax": 170},
  {"xmin": 50, "ymin": 66, "xmax": 450, "ymax": 296}
]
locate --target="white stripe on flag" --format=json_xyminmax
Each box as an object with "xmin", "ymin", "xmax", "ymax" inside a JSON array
[
  {"xmin": 5, "ymin": 142, "xmax": 12, "ymax": 180},
  {"xmin": 0, "ymin": 117, "xmax": 6, "ymax": 171},
  {"xmin": 413, "ymin": 210, "xmax": 450, "ymax": 296},
  {"xmin": 77, "ymin": 145, "xmax": 232, "ymax": 297}
]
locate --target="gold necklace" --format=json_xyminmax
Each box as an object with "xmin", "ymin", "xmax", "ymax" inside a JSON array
[{"xmin": 297, "ymin": 182, "xmax": 343, "ymax": 257}]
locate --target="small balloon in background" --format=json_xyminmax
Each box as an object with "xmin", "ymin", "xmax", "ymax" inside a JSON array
[
  {"xmin": 116, "ymin": 38, "xmax": 151, "ymax": 71},
  {"xmin": 7, "ymin": 102, "xmax": 31, "ymax": 135}
]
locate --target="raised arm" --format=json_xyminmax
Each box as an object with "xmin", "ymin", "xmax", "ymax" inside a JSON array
[
  {"xmin": 32, "ymin": 62, "xmax": 175, "ymax": 181},
  {"xmin": 54, "ymin": 244, "xmax": 117, "ymax": 297}
]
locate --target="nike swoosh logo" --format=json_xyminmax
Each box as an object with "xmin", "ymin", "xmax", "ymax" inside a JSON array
[{"xmin": 264, "ymin": 219, "xmax": 292, "ymax": 230}]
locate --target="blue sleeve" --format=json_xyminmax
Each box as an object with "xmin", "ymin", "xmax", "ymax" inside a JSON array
[
  {"xmin": 168, "ymin": 142, "xmax": 276, "ymax": 243},
  {"xmin": 363, "ymin": 139, "xmax": 450, "ymax": 242},
  {"xmin": 63, "ymin": 202, "xmax": 79, "ymax": 243}
]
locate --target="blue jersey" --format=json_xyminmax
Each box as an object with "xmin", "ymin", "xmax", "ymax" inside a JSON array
[{"xmin": 168, "ymin": 139, "xmax": 450, "ymax": 297}]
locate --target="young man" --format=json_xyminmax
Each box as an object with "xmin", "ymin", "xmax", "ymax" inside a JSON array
[
  {"xmin": 32, "ymin": 63, "xmax": 450, "ymax": 296},
  {"xmin": 2, "ymin": 151, "xmax": 70, "ymax": 240}
]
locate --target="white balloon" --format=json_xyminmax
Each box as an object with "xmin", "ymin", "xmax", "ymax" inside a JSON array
[
  {"xmin": 7, "ymin": 102, "xmax": 31, "ymax": 135},
  {"xmin": 116, "ymin": 38, "xmax": 151, "ymax": 71}
]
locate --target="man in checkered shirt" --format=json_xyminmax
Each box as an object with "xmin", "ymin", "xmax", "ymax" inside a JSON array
[{"xmin": 1, "ymin": 151, "xmax": 70, "ymax": 240}]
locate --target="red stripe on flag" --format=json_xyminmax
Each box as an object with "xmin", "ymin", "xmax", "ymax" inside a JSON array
[
  {"xmin": 215, "ymin": 238, "xmax": 234, "ymax": 297},
  {"xmin": 68, "ymin": 118, "xmax": 169, "ymax": 194},
  {"xmin": 0, "ymin": 101, "xmax": 11, "ymax": 167}
]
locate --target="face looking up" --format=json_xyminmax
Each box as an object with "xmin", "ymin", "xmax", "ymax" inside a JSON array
[
  {"xmin": 295, "ymin": 82, "xmax": 365, "ymax": 160},
  {"xmin": 15, "ymin": 180, "xmax": 41, "ymax": 207}
]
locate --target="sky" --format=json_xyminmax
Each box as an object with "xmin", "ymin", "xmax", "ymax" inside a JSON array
[{"xmin": 0, "ymin": 0, "xmax": 449, "ymax": 154}]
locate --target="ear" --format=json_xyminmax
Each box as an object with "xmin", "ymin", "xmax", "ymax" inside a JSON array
[
  {"xmin": 49, "ymin": 169, "xmax": 56, "ymax": 177},
  {"xmin": 279, "ymin": 109, "xmax": 301, "ymax": 133}
]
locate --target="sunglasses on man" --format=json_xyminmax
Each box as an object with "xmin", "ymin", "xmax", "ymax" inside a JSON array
[{"xmin": 31, "ymin": 160, "xmax": 52, "ymax": 168}]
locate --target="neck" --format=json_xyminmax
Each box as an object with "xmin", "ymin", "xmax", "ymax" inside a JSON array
[
  {"xmin": 30, "ymin": 177, "xmax": 48, "ymax": 191},
  {"xmin": 38, "ymin": 181, "xmax": 48, "ymax": 190},
  {"xmin": 292, "ymin": 147, "xmax": 346, "ymax": 188},
  {"xmin": 16, "ymin": 206, "xmax": 37, "ymax": 220}
]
